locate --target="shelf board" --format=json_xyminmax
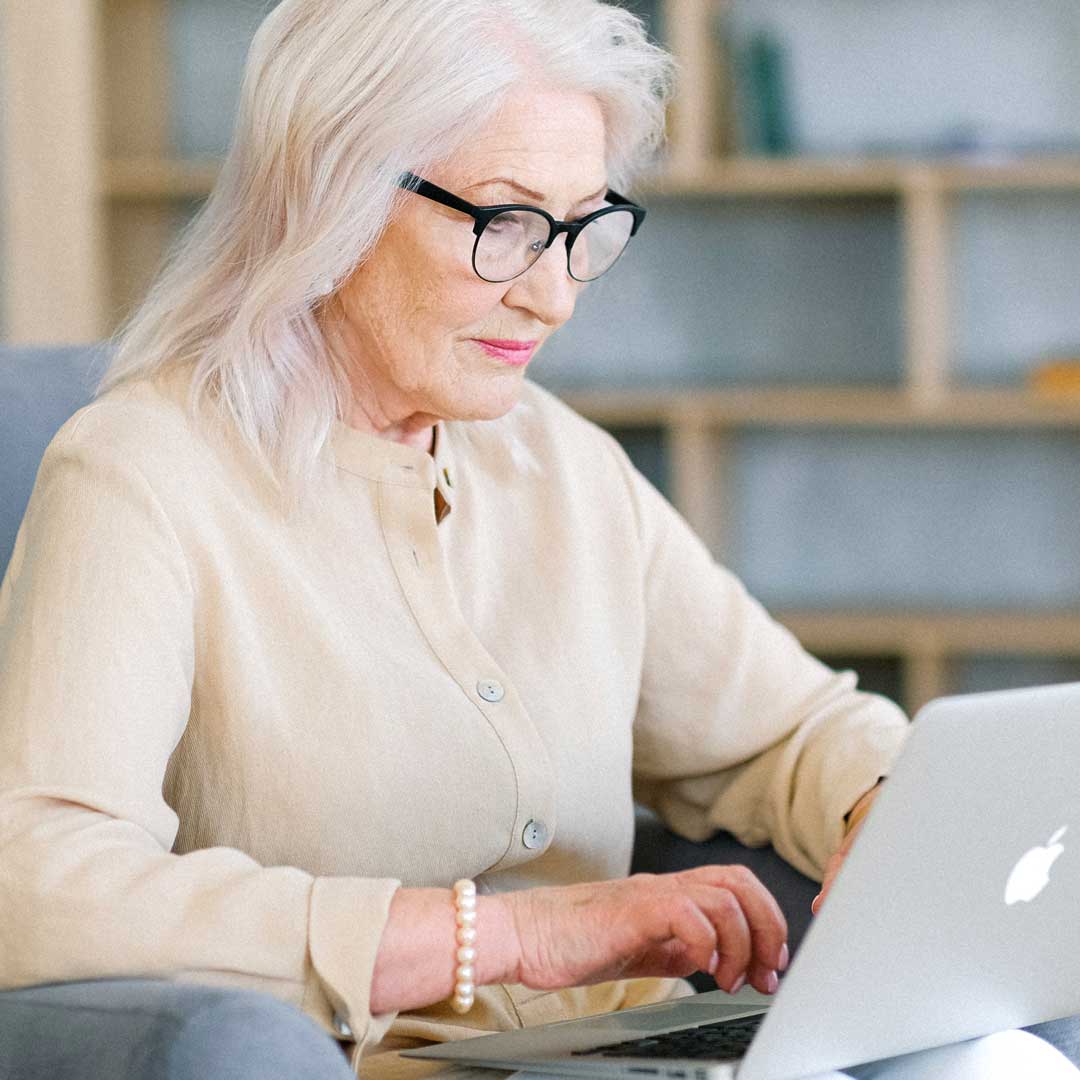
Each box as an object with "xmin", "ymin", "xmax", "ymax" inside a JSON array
[
  {"xmin": 103, "ymin": 156, "xmax": 1080, "ymax": 202},
  {"xmin": 103, "ymin": 158, "xmax": 221, "ymax": 200},
  {"xmin": 775, "ymin": 610, "xmax": 1080, "ymax": 656},
  {"xmin": 560, "ymin": 385, "xmax": 1080, "ymax": 429},
  {"xmin": 647, "ymin": 158, "xmax": 901, "ymax": 197},
  {"xmin": 643, "ymin": 156, "xmax": 1080, "ymax": 199},
  {"xmin": 932, "ymin": 158, "xmax": 1080, "ymax": 192}
]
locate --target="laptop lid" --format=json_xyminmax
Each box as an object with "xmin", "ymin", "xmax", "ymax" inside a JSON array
[{"xmin": 739, "ymin": 680, "xmax": 1080, "ymax": 1078}]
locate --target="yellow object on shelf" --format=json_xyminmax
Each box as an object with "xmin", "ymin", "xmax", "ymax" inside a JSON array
[{"xmin": 1030, "ymin": 359, "xmax": 1080, "ymax": 396}]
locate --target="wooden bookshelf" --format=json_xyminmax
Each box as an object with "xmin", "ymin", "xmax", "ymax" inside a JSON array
[{"xmin": 7, "ymin": 0, "xmax": 1080, "ymax": 717}]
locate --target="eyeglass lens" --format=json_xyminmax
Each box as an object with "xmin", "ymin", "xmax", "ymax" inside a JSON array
[{"xmin": 475, "ymin": 208, "xmax": 635, "ymax": 283}]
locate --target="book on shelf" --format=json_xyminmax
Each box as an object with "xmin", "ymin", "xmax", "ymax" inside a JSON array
[{"xmin": 713, "ymin": 7, "xmax": 796, "ymax": 158}]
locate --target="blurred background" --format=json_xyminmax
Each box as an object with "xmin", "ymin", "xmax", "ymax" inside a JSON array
[{"xmin": 4, "ymin": 0, "xmax": 1080, "ymax": 715}]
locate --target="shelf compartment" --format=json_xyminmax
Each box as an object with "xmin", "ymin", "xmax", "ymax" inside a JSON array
[
  {"xmin": 951, "ymin": 189, "xmax": 1080, "ymax": 386},
  {"xmin": 952, "ymin": 654, "xmax": 1080, "ymax": 696},
  {"xmin": 731, "ymin": 428, "xmax": 1080, "ymax": 611},
  {"xmin": 541, "ymin": 194, "xmax": 903, "ymax": 387},
  {"xmin": 718, "ymin": 0, "xmax": 1080, "ymax": 165}
]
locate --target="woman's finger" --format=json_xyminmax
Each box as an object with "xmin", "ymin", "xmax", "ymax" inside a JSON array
[
  {"xmin": 683, "ymin": 865, "xmax": 788, "ymax": 982},
  {"xmin": 657, "ymin": 886, "xmax": 721, "ymax": 978},
  {"xmin": 683, "ymin": 882, "xmax": 753, "ymax": 993}
]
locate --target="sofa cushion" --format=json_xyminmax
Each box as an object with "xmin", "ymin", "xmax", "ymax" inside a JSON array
[{"xmin": 0, "ymin": 345, "xmax": 108, "ymax": 578}]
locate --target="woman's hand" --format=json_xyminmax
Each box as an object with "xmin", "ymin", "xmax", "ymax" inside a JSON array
[
  {"xmin": 499, "ymin": 866, "xmax": 789, "ymax": 997},
  {"xmin": 811, "ymin": 781, "xmax": 883, "ymax": 915}
]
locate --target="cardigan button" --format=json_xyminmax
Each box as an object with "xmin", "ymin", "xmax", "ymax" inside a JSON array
[
  {"xmin": 477, "ymin": 679, "xmax": 505, "ymax": 703},
  {"xmin": 522, "ymin": 820, "xmax": 548, "ymax": 850}
]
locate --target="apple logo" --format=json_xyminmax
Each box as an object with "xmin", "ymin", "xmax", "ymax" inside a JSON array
[{"xmin": 1004, "ymin": 826, "xmax": 1067, "ymax": 906}]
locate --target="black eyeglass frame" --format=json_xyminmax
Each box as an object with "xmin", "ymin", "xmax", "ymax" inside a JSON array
[{"xmin": 397, "ymin": 170, "xmax": 647, "ymax": 283}]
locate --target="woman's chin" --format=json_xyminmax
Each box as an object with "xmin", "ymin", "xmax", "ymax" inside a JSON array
[{"xmin": 449, "ymin": 371, "xmax": 528, "ymax": 422}]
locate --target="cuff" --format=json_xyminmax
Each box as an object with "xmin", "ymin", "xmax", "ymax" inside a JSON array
[{"xmin": 305, "ymin": 875, "xmax": 402, "ymax": 1053}]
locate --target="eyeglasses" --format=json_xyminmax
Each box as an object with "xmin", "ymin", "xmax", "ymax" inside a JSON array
[{"xmin": 397, "ymin": 171, "xmax": 646, "ymax": 284}]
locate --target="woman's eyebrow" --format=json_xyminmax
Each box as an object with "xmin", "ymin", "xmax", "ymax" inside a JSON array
[{"xmin": 465, "ymin": 177, "xmax": 608, "ymax": 205}]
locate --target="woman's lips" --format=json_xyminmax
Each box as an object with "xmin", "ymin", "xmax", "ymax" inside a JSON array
[{"xmin": 472, "ymin": 339, "xmax": 538, "ymax": 366}]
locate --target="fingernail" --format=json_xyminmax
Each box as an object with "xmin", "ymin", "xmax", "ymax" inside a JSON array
[
  {"xmin": 778, "ymin": 943, "xmax": 789, "ymax": 972},
  {"xmin": 707, "ymin": 950, "xmax": 719, "ymax": 976},
  {"xmin": 766, "ymin": 971, "xmax": 779, "ymax": 994},
  {"xmin": 729, "ymin": 973, "xmax": 746, "ymax": 995},
  {"xmin": 811, "ymin": 893, "xmax": 821, "ymax": 914}
]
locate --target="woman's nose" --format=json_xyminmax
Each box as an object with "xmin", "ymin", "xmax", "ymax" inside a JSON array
[{"xmin": 502, "ymin": 235, "xmax": 582, "ymax": 328}]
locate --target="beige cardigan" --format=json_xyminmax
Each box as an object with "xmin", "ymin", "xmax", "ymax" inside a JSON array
[{"xmin": 0, "ymin": 364, "xmax": 908, "ymax": 1076}]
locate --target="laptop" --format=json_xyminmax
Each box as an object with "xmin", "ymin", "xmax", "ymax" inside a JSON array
[{"xmin": 404, "ymin": 681, "xmax": 1080, "ymax": 1079}]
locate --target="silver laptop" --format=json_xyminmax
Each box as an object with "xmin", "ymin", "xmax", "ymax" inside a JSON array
[{"xmin": 404, "ymin": 681, "xmax": 1080, "ymax": 1079}]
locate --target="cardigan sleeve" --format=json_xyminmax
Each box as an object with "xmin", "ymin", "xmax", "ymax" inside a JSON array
[
  {"xmin": 0, "ymin": 420, "xmax": 400, "ymax": 1050},
  {"xmin": 608, "ymin": 437, "xmax": 910, "ymax": 882}
]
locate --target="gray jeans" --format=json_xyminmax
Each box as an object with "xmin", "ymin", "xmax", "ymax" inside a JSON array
[
  {"xmin": 0, "ymin": 978, "xmax": 355, "ymax": 1080},
  {"xmin": 1, "ymin": 978, "xmax": 1078, "ymax": 1080}
]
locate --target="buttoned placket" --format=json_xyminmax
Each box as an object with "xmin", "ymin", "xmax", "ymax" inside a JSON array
[{"xmin": 376, "ymin": 453, "xmax": 557, "ymax": 873}]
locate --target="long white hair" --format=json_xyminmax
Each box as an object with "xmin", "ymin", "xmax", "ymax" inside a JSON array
[{"xmin": 96, "ymin": 0, "xmax": 676, "ymax": 510}]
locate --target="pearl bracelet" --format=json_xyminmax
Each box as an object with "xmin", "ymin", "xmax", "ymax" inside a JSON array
[{"xmin": 450, "ymin": 878, "xmax": 478, "ymax": 1014}]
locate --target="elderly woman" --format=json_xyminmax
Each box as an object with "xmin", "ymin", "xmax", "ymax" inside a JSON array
[{"xmin": 1, "ymin": 2, "xmax": 1078, "ymax": 1079}]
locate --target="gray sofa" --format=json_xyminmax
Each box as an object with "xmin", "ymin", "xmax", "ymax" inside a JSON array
[{"xmin": 0, "ymin": 345, "xmax": 112, "ymax": 578}]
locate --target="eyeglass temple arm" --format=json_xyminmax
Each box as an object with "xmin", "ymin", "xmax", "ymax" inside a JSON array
[{"xmin": 398, "ymin": 171, "xmax": 479, "ymax": 218}]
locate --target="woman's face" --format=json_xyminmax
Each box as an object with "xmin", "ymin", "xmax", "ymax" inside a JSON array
[{"xmin": 331, "ymin": 84, "xmax": 608, "ymax": 441}]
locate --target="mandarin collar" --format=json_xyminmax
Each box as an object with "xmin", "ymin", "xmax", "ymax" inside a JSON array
[{"xmin": 327, "ymin": 418, "xmax": 457, "ymax": 508}]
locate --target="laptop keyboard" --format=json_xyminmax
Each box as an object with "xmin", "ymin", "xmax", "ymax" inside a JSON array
[{"xmin": 571, "ymin": 1013, "xmax": 766, "ymax": 1062}]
